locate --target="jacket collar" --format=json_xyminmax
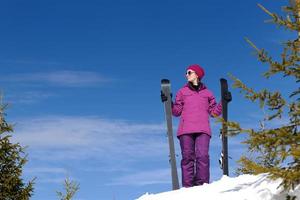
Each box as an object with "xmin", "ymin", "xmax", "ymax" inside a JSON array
[{"xmin": 186, "ymin": 82, "xmax": 206, "ymax": 91}]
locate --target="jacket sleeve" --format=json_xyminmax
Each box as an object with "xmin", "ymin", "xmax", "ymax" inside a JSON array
[
  {"xmin": 172, "ymin": 90, "xmax": 184, "ymax": 117},
  {"xmin": 208, "ymin": 94, "xmax": 222, "ymax": 117}
]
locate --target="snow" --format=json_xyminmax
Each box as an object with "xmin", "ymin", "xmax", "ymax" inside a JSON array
[{"xmin": 136, "ymin": 174, "xmax": 300, "ymax": 200}]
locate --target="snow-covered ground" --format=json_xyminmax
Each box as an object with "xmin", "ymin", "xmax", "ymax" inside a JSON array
[{"xmin": 136, "ymin": 174, "xmax": 300, "ymax": 200}]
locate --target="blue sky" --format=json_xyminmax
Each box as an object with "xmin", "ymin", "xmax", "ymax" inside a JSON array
[{"xmin": 0, "ymin": 1, "xmax": 297, "ymax": 200}]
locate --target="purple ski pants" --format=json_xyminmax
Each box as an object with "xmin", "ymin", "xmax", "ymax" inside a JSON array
[{"xmin": 179, "ymin": 133, "xmax": 210, "ymax": 187}]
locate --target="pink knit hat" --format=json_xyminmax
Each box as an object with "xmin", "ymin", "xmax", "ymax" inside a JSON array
[{"xmin": 186, "ymin": 64, "xmax": 205, "ymax": 79}]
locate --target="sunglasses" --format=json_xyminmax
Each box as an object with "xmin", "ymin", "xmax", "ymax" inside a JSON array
[{"xmin": 186, "ymin": 71, "xmax": 195, "ymax": 76}]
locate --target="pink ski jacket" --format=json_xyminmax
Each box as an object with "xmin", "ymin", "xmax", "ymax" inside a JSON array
[{"xmin": 172, "ymin": 83, "xmax": 222, "ymax": 137}]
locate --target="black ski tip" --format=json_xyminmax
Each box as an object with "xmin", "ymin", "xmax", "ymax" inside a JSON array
[
  {"xmin": 220, "ymin": 78, "xmax": 228, "ymax": 86},
  {"xmin": 161, "ymin": 79, "xmax": 170, "ymax": 84},
  {"xmin": 220, "ymin": 78, "xmax": 227, "ymax": 83}
]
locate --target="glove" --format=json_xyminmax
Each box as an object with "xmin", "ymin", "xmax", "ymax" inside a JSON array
[
  {"xmin": 161, "ymin": 91, "xmax": 168, "ymax": 102},
  {"xmin": 223, "ymin": 91, "xmax": 232, "ymax": 102},
  {"xmin": 161, "ymin": 91, "xmax": 172, "ymax": 102}
]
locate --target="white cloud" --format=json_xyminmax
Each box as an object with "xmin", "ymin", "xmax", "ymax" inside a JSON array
[
  {"xmin": 2, "ymin": 71, "xmax": 112, "ymax": 87},
  {"xmin": 38, "ymin": 178, "xmax": 66, "ymax": 184},
  {"xmin": 25, "ymin": 167, "xmax": 68, "ymax": 174},
  {"xmin": 107, "ymin": 168, "xmax": 174, "ymax": 186},
  {"xmin": 12, "ymin": 116, "xmax": 167, "ymax": 161},
  {"xmin": 6, "ymin": 91, "xmax": 56, "ymax": 104},
  {"xmin": 23, "ymin": 166, "xmax": 71, "ymax": 184}
]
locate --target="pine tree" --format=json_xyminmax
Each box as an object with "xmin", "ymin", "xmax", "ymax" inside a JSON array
[
  {"xmin": 56, "ymin": 178, "xmax": 79, "ymax": 200},
  {"xmin": 226, "ymin": 0, "xmax": 300, "ymax": 191},
  {"xmin": 0, "ymin": 97, "xmax": 34, "ymax": 199}
]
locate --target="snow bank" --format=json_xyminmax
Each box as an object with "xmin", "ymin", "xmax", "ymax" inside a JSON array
[{"xmin": 136, "ymin": 174, "xmax": 300, "ymax": 200}]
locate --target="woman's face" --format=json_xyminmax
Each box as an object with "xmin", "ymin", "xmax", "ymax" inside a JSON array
[{"xmin": 186, "ymin": 70, "xmax": 198, "ymax": 82}]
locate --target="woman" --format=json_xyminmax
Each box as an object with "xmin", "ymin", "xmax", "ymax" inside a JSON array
[{"xmin": 161, "ymin": 64, "xmax": 222, "ymax": 187}]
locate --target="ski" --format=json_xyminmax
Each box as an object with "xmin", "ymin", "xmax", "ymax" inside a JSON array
[
  {"xmin": 161, "ymin": 79, "xmax": 180, "ymax": 190},
  {"xmin": 220, "ymin": 78, "xmax": 232, "ymax": 176}
]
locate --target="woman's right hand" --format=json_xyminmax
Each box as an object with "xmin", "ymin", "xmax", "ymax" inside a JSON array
[{"xmin": 161, "ymin": 91, "xmax": 168, "ymax": 102}]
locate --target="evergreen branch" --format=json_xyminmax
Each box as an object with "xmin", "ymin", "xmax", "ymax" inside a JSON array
[
  {"xmin": 57, "ymin": 178, "xmax": 80, "ymax": 200},
  {"xmin": 245, "ymin": 37, "xmax": 260, "ymax": 52},
  {"xmin": 229, "ymin": 73, "xmax": 287, "ymax": 119},
  {"xmin": 216, "ymin": 117, "xmax": 253, "ymax": 136},
  {"xmin": 245, "ymin": 38, "xmax": 300, "ymax": 82},
  {"xmin": 264, "ymin": 39, "xmax": 300, "ymax": 81},
  {"xmin": 226, "ymin": 2, "xmax": 300, "ymax": 193},
  {"xmin": 0, "ymin": 97, "xmax": 35, "ymax": 199},
  {"xmin": 257, "ymin": 4, "xmax": 274, "ymax": 18},
  {"xmin": 258, "ymin": 3, "xmax": 300, "ymax": 31},
  {"xmin": 237, "ymin": 157, "xmax": 269, "ymax": 174}
]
